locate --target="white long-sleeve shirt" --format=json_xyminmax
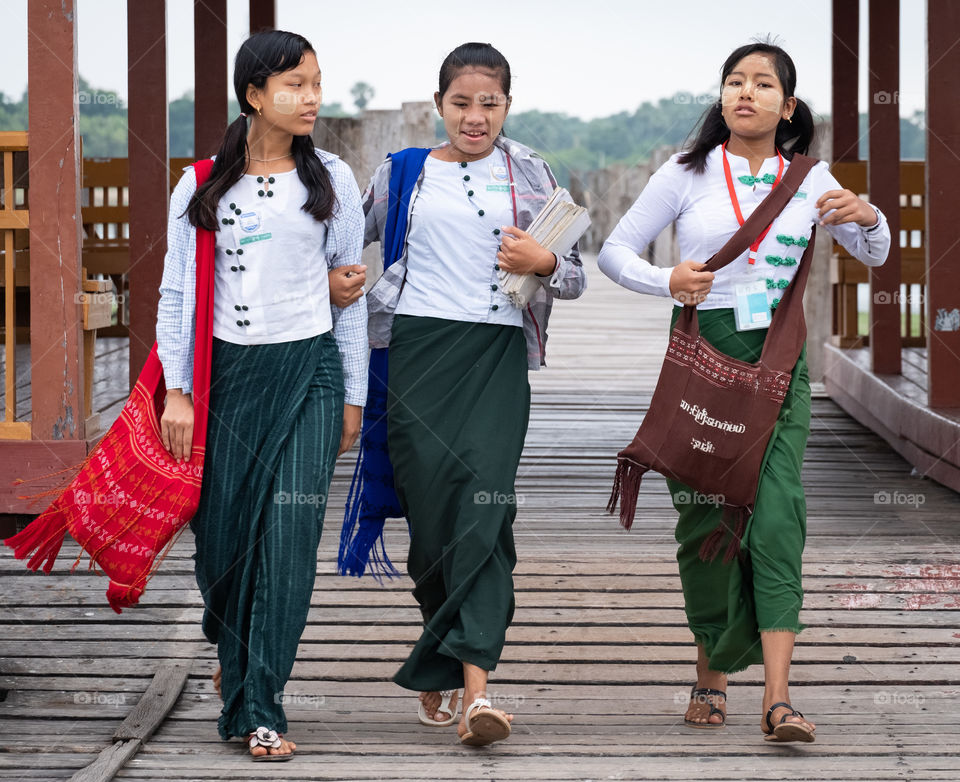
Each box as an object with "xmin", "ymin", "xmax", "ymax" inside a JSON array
[
  {"xmin": 156, "ymin": 150, "xmax": 368, "ymax": 405},
  {"xmin": 598, "ymin": 146, "xmax": 890, "ymax": 310}
]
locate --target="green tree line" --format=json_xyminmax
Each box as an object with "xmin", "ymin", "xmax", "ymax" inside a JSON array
[{"xmin": 0, "ymin": 80, "xmax": 925, "ymax": 180}]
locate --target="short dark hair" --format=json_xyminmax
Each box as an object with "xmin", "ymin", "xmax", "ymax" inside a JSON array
[{"xmin": 438, "ymin": 42, "xmax": 511, "ymax": 100}]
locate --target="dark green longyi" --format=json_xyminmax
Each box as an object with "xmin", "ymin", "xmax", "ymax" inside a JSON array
[
  {"xmin": 387, "ymin": 315, "xmax": 530, "ymax": 691},
  {"xmin": 666, "ymin": 307, "xmax": 810, "ymax": 673}
]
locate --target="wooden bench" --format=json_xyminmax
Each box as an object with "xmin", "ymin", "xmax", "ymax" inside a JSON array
[{"xmin": 0, "ymin": 139, "xmax": 193, "ymax": 438}]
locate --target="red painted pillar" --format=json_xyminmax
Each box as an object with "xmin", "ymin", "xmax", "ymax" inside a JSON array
[
  {"xmin": 926, "ymin": 0, "xmax": 960, "ymax": 407},
  {"xmin": 249, "ymin": 0, "xmax": 275, "ymax": 33},
  {"xmin": 127, "ymin": 0, "xmax": 169, "ymax": 385},
  {"xmin": 194, "ymin": 0, "xmax": 228, "ymax": 159},
  {"xmin": 832, "ymin": 0, "xmax": 860, "ymax": 162},
  {"xmin": 26, "ymin": 0, "xmax": 85, "ymax": 440},
  {"xmin": 867, "ymin": 0, "xmax": 901, "ymax": 375}
]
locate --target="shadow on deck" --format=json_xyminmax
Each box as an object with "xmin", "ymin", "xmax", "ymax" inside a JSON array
[{"xmin": 2, "ymin": 261, "xmax": 959, "ymax": 780}]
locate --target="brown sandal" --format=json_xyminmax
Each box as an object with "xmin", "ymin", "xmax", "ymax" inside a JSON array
[{"xmin": 763, "ymin": 702, "xmax": 815, "ymax": 743}]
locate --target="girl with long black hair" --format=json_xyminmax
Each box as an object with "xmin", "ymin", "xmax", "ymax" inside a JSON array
[
  {"xmin": 156, "ymin": 30, "xmax": 366, "ymax": 760},
  {"xmin": 599, "ymin": 42, "xmax": 890, "ymax": 743}
]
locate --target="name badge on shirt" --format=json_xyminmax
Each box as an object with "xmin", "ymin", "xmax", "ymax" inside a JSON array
[
  {"xmin": 734, "ymin": 280, "xmax": 772, "ymax": 331},
  {"xmin": 238, "ymin": 211, "xmax": 262, "ymax": 232}
]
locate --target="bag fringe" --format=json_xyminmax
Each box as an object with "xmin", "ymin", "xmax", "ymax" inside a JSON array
[
  {"xmin": 698, "ymin": 505, "xmax": 750, "ymax": 563},
  {"xmin": 106, "ymin": 579, "xmax": 143, "ymax": 614},
  {"xmin": 4, "ymin": 512, "xmax": 69, "ymax": 573},
  {"xmin": 608, "ymin": 459, "xmax": 646, "ymax": 531}
]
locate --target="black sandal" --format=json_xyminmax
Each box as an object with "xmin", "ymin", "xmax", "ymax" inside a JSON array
[
  {"xmin": 763, "ymin": 701, "xmax": 815, "ymax": 743},
  {"xmin": 684, "ymin": 686, "xmax": 726, "ymax": 728}
]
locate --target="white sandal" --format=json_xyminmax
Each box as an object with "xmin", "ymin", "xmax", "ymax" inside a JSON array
[
  {"xmin": 248, "ymin": 726, "xmax": 294, "ymax": 762},
  {"xmin": 460, "ymin": 696, "xmax": 511, "ymax": 746},
  {"xmin": 417, "ymin": 689, "xmax": 461, "ymax": 727}
]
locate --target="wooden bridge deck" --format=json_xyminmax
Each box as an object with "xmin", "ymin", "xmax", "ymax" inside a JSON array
[{"xmin": 2, "ymin": 260, "xmax": 960, "ymax": 780}]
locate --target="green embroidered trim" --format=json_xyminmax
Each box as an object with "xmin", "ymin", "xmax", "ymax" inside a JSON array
[
  {"xmin": 771, "ymin": 297, "xmax": 781, "ymax": 309},
  {"xmin": 764, "ymin": 255, "xmax": 798, "ymax": 267},
  {"xmin": 775, "ymin": 233, "xmax": 809, "ymax": 248},
  {"xmin": 737, "ymin": 173, "xmax": 778, "ymax": 186},
  {"xmin": 766, "ymin": 278, "xmax": 791, "ymax": 290}
]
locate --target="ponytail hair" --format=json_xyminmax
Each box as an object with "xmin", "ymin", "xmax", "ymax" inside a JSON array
[
  {"xmin": 438, "ymin": 42, "xmax": 511, "ymax": 100},
  {"xmin": 186, "ymin": 30, "xmax": 336, "ymax": 230},
  {"xmin": 677, "ymin": 42, "xmax": 816, "ymax": 174}
]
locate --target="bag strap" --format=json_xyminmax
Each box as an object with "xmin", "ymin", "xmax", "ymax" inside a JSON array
[{"xmin": 701, "ymin": 153, "xmax": 818, "ymax": 274}]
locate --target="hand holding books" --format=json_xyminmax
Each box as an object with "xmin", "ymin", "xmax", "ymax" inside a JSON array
[
  {"xmin": 496, "ymin": 228, "xmax": 558, "ymax": 276},
  {"xmin": 497, "ymin": 188, "xmax": 591, "ymax": 308}
]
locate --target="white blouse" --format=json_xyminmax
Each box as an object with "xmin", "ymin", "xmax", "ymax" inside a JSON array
[
  {"xmin": 213, "ymin": 169, "xmax": 333, "ymax": 343},
  {"xmin": 396, "ymin": 149, "xmax": 522, "ymax": 327},
  {"xmin": 598, "ymin": 145, "xmax": 890, "ymax": 310}
]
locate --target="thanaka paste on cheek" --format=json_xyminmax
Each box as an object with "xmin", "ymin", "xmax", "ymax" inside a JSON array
[{"xmin": 273, "ymin": 91, "xmax": 298, "ymax": 115}]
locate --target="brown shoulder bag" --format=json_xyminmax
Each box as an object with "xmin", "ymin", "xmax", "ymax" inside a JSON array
[{"xmin": 607, "ymin": 154, "xmax": 818, "ymax": 561}]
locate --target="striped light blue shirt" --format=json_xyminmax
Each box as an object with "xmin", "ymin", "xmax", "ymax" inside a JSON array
[{"xmin": 156, "ymin": 149, "xmax": 368, "ymax": 405}]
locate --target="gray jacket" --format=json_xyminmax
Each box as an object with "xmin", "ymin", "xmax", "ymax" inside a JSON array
[{"xmin": 362, "ymin": 136, "xmax": 586, "ymax": 370}]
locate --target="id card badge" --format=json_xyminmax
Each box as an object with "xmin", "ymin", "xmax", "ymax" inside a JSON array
[{"xmin": 734, "ymin": 280, "xmax": 772, "ymax": 331}]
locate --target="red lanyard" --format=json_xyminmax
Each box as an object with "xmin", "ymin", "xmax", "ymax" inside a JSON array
[{"xmin": 721, "ymin": 142, "xmax": 784, "ymax": 264}]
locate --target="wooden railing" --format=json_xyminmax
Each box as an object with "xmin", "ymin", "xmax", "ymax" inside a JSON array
[
  {"xmin": 830, "ymin": 160, "xmax": 926, "ymax": 348},
  {"xmin": 82, "ymin": 156, "xmax": 193, "ymax": 329},
  {"xmin": 0, "ymin": 149, "xmax": 193, "ymax": 439},
  {"xmin": 0, "ymin": 132, "xmax": 30, "ymax": 439}
]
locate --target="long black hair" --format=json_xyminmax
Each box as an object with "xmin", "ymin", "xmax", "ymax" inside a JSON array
[
  {"xmin": 186, "ymin": 30, "xmax": 335, "ymax": 230},
  {"xmin": 677, "ymin": 42, "xmax": 815, "ymax": 173},
  {"xmin": 438, "ymin": 42, "xmax": 511, "ymax": 101}
]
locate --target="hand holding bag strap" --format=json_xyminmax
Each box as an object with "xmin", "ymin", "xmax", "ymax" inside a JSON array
[
  {"xmin": 674, "ymin": 153, "xmax": 818, "ymax": 340},
  {"xmin": 701, "ymin": 153, "xmax": 818, "ymax": 274}
]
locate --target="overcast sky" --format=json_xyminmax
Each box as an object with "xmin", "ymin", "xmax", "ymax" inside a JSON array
[{"xmin": 2, "ymin": 0, "xmax": 926, "ymax": 119}]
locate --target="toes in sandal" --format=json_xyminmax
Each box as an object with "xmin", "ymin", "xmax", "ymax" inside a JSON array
[
  {"xmin": 684, "ymin": 686, "xmax": 727, "ymax": 729},
  {"xmin": 248, "ymin": 727, "xmax": 294, "ymax": 761},
  {"xmin": 763, "ymin": 702, "xmax": 816, "ymax": 743},
  {"xmin": 418, "ymin": 689, "xmax": 461, "ymax": 727},
  {"xmin": 460, "ymin": 697, "xmax": 511, "ymax": 747}
]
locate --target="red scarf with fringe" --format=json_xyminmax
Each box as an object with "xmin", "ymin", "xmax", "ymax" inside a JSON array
[{"xmin": 5, "ymin": 158, "xmax": 215, "ymax": 613}]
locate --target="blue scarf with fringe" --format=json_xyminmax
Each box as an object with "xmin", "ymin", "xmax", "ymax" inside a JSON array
[{"xmin": 337, "ymin": 147, "xmax": 431, "ymax": 579}]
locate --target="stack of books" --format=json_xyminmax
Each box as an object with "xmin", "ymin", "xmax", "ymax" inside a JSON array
[{"xmin": 499, "ymin": 187, "xmax": 591, "ymax": 308}]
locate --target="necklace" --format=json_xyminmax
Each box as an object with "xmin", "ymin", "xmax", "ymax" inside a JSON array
[{"xmin": 248, "ymin": 153, "xmax": 293, "ymax": 163}]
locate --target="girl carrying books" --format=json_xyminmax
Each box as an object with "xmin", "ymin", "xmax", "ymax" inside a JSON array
[
  {"xmin": 356, "ymin": 42, "xmax": 586, "ymax": 746},
  {"xmin": 156, "ymin": 30, "xmax": 367, "ymax": 761},
  {"xmin": 598, "ymin": 42, "xmax": 889, "ymax": 743}
]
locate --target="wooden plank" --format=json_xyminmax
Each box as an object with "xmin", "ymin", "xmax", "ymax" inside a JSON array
[
  {"xmin": 112, "ymin": 664, "xmax": 189, "ymax": 742},
  {"xmin": 2, "ymin": 263, "xmax": 959, "ymax": 780},
  {"xmin": 67, "ymin": 740, "xmax": 139, "ymax": 782}
]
